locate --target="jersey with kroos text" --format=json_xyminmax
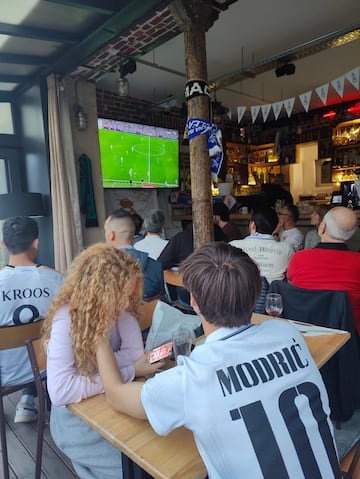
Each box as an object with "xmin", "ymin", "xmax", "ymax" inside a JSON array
[{"xmin": 0, "ymin": 265, "xmax": 63, "ymax": 385}]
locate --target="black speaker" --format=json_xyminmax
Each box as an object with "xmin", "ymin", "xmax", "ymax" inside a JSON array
[{"xmin": 275, "ymin": 63, "xmax": 296, "ymax": 77}]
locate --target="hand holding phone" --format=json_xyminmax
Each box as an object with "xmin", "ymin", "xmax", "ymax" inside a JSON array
[{"xmin": 148, "ymin": 341, "xmax": 173, "ymax": 364}]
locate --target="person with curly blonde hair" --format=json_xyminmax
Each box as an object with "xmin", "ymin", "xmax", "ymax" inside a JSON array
[{"xmin": 44, "ymin": 243, "xmax": 162, "ymax": 479}]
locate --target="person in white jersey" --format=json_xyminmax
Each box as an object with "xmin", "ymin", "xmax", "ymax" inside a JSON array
[
  {"xmin": 96, "ymin": 242, "xmax": 340, "ymax": 479},
  {"xmin": 0, "ymin": 216, "xmax": 63, "ymax": 423},
  {"xmin": 230, "ymin": 207, "xmax": 293, "ymax": 283}
]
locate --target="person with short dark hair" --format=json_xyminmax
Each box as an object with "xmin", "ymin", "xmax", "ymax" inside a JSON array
[
  {"xmin": 96, "ymin": 242, "xmax": 340, "ymax": 479},
  {"xmin": 231, "ymin": 207, "xmax": 293, "ymax": 283},
  {"xmin": 213, "ymin": 202, "xmax": 242, "ymax": 242},
  {"xmin": 0, "ymin": 216, "xmax": 63, "ymax": 423},
  {"xmin": 134, "ymin": 209, "xmax": 168, "ymax": 260},
  {"xmin": 104, "ymin": 209, "xmax": 164, "ymax": 301},
  {"xmin": 273, "ymin": 203, "xmax": 304, "ymax": 251},
  {"xmin": 131, "ymin": 213, "xmax": 145, "ymax": 244}
]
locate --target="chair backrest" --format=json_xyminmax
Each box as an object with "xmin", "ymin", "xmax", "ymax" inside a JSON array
[
  {"xmin": 138, "ymin": 299, "xmax": 159, "ymax": 331},
  {"xmin": 163, "ymin": 269, "xmax": 184, "ymax": 287},
  {"xmin": 26, "ymin": 337, "xmax": 46, "ymax": 375},
  {"xmin": 0, "ymin": 320, "xmax": 43, "ymax": 351}
]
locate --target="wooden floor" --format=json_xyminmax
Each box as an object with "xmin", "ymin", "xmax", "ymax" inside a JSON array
[{"xmin": 1, "ymin": 391, "xmax": 78, "ymax": 479}]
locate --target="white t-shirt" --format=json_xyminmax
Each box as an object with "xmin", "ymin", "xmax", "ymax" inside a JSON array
[
  {"xmin": 0, "ymin": 265, "xmax": 63, "ymax": 385},
  {"xmin": 279, "ymin": 227, "xmax": 304, "ymax": 251},
  {"xmin": 141, "ymin": 320, "xmax": 339, "ymax": 479},
  {"xmin": 134, "ymin": 235, "xmax": 168, "ymax": 260},
  {"xmin": 230, "ymin": 235, "xmax": 293, "ymax": 283}
]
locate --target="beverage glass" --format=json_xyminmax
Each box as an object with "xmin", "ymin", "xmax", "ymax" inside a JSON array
[
  {"xmin": 172, "ymin": 328, "xmax": 192, "ymax": 362},
  {"xmin": 265, "ymin": 293, "xmax": 283, "ymax": 318}
]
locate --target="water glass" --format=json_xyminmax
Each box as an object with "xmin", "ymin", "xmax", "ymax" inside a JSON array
[
  {"xmin": 172, "ymin": 328, "xmax": 192, "ymax": 362},
  {"xmin": 265, "ymin": 293, "xmax": 283, "ymax": 318}
]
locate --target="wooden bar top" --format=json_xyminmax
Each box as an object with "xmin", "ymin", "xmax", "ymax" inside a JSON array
[{"xmin": 68, "ymin": 314, "xmax": 350, "ymax": 479}]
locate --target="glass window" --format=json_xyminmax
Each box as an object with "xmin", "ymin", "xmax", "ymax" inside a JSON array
[{"xmin": 0, "ymin": 103, "xmax": 14, "ymax": 134}]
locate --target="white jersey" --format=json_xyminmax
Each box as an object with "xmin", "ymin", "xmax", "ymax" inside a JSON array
[
  {"xmin": 134, "ymin": 235, "xmax": 168, "ymax": 260},
  {"xmin": 0, "ymin": 265, "xmax": 63, "ymax": 385},
  {"xmin": 230, "ymin": 236, "xmax": 293, "ymax": 283},
  {"xmin": 279, "ymin": 227, "xmax": 304, "ymax": 251},
  {"xmin": 141, "ymin": 320, "xmax": 339, "ymax": 479}
]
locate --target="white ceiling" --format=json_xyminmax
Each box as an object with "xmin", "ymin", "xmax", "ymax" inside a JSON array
[{"xmin": 96, "ymin": 0, "xmax": 360, "ymax": 117}]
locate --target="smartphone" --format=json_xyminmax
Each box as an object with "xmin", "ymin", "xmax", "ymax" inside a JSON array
[{"xmin": 148, "ymin": 341, "xmax": 173, "ymax": 364}]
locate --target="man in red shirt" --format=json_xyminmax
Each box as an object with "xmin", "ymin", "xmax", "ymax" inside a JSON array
[{"xmin": 287, "ymin": 206, "xmax": 360, "ymax": 334}]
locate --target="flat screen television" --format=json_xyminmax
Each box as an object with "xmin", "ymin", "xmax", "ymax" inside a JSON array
[{"xmin": 98, "ymin": 118, "xmax": 179, "ymax": 189}]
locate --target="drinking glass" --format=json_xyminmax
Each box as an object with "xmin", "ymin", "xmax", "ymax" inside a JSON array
[
  {"xmin": 265, "ymin": 293, "xmax": 283, "ymax": 318},
  {"xmin": 172, "ymin": 328, "xmax": 192, "ymax": 362}
]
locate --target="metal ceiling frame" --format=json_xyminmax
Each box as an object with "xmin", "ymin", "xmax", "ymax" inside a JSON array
[{"xmin": 0, "ymin": 0, "xmax": 170, "ymax": 99}]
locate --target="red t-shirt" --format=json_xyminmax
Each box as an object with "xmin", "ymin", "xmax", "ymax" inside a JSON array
[{"xmin": 287, "ymin": 247, "xmax": 360, "ymax": 334}]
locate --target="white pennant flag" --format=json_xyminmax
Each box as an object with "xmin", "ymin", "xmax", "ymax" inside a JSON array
[
  {"xmin": 272, "ymin": 101, "xmax": 283, "ymax": 120},
  {"xmin": 331, "ymin": 76, "xmax": 345, "ymax": 98},
  {"xmin": 261, "ymin": 104, "xmax": 272, "ymax": 122},
  {"xmin": 345, "ymin": 67, "xmax": 360, "ymax": 90},
  {"xmin": 227, "ymin": 108, "xmax": 232, "ymax": 120},
  {"xmin": 284, "ymin": 97, "xmax": 295, "ymax": 118},
  {"xmin": 237, "ymin": 106, "xmax": 246, "ymax": 123},
  {"xmin": 299, "ymin": 91, "xmax": 312, "ymax": 112},
  {"xmin": 251, "ymin": 105, "xmax": 261, "ymax": 123},
  {"xmin": 315, "ymin": 83, "xmax": 329, "ymax": 105}
]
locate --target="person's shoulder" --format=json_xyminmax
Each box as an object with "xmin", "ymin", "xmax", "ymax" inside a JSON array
[{"xmin": 37, "ymin": 265, "xmax": 64, "ymax": 279}]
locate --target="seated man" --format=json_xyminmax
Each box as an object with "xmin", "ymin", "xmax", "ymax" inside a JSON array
[
  {"xmin": 273, "ymin": 202, "xmax": 304, "ymax": 251},
  {"xmin": 134, "ymin": 209, "xmax": 168, "ymax": 260},
  {"xmin": 230, "ymin": 207, "xmax": 293, "ymax": 283},
  {"xmin": 287, "ymin": 206, "xmax": 360, "ymax": 335},
  {"xmin": 97, "ymin": 242, "xmax": 340, "ymax": 479},
  {"xmin": 0, "ymin": 216, "xmax": 63, "ymax": 422},
  {"xmin": 104, "ymin": 209, "xmax": 164, "ymax": 301},
  {"xmin": 213, "ymin": 202, "xmax": 242, "ymax": 242}
]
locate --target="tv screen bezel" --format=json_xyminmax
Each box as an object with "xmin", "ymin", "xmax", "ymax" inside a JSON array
[{"xmin": 97, "ymin": 118, "xmax": 180, "ymax": 190}]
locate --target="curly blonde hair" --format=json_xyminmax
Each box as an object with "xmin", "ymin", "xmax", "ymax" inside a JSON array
[{"xmin": 42, "ymin": 243, "xmax": 143, "ymax": 377}]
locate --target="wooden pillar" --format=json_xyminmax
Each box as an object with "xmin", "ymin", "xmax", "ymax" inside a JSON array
[
  {"xmin": 181, "ymin": 1, "xmax": 218, "ymax": 248},
  {"xmin": 184, "ymin": 27, "xmax": 213, "ymax": 248}
]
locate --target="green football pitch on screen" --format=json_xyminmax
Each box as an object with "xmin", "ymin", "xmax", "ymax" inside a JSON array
[{"xmin": 99, "ymin": 129, "xmax": 179, "ymax": 188}]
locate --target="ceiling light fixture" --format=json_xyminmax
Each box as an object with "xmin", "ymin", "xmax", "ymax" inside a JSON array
[{"xmin": 116, "ymin": 58, "xmax": 137, "ymax": 97}]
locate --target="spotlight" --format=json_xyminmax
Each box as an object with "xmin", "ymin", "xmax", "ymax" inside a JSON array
[
  {"xmin": 275, "ymin": 63, "xmax": 296, "ymax": 77},
  {"xmin": 116, "ymin": 58, "xmax": 137, "ymax": 96}
]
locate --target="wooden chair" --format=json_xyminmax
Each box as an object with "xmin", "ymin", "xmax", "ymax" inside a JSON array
[
  {"xmin": 0, "ymin": 319, "xmax": 44, "ymax": 479},
  {"xmin": 25, "ymin": 337, "xmax": 50, "ymax": 479},
  {"xmin": 341, "ymin": 440, "xmax": 360, "ymax": 478}
]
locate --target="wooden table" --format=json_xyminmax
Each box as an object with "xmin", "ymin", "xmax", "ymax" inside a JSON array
[{"xmin": 68, "ymin": 314, "xmax": 350, "ymax": 479}]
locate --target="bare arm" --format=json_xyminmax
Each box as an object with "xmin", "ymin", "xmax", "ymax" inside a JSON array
[{"xmin": 96, "ymin": 337, "xmax": 147, "ymax": 419}]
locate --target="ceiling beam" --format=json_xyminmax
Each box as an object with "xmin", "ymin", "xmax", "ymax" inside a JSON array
[
  {"xmin": 44, "ymin": 0, "xmax": 118, "ymax": 15},
  {"xmin": 0, "ymin": 53, "xmax": 48, "ymax": 66},
  {"xmin": 0, "ymin": 92, "xmax": 13, "ymax": 102},
  {"xmin": 0, "ymin": 22, "xmax": 80, "ymax": 43}
]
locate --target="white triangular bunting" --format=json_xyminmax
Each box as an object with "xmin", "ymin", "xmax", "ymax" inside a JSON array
[
  {"xmin": 227, "ymin": 108, "xmax": 232, "ymax": 120},
  {"xmin": 261, "ymin": 104, "xmax": 271, "ymax": 122},
  {"xmin": 315, "ymin": 83, "xmax": 329, "ymax": 105},
  {"xmin": 251, "ymin": 105, "xmax": 261, "ymax": 123},
  {"xmin": 331, "ymin": 76, "xmax": 345, "ymax": 98},
  {"xmin": 237, "ymin": 106, "xmax": 246, "ymax": 123},
  {"xmin": 272, "ymin": 101, "xmax": 283, "ymax": 120},
  {"xmin": 284, "ymin": 97, "xmax": 295, "ymax": 118},
  {"xmin": 299, "ymin": 91, "xmax": 312, "ymax": 112},
  {"xmin": 345, "ymin": 67, "xmax": 360, "ymax": 90}
]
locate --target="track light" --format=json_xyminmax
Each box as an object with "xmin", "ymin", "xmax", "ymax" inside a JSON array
[{"xmin": 275, "ymin": 62, "xmax": 296, "ymax": 77}]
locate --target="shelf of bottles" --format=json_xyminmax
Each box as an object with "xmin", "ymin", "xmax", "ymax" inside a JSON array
[{"xmin": 331, "ymin": 120, "xmax": 360, "ymax": 183}]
